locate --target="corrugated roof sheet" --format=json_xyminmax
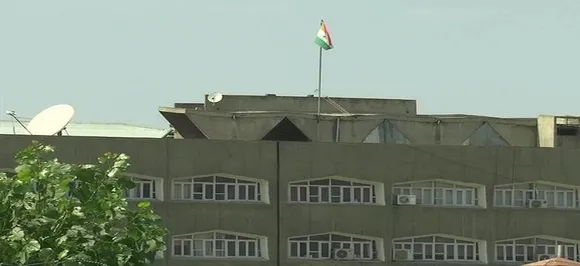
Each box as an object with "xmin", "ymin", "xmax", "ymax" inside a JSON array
[{"xmin": 0, "ymin": 120, "xmax": 165, "ymax": 138}]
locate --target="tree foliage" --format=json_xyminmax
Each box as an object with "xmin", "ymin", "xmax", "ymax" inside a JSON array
[{"xmin": 0, "ymin": 142, "xmax": 167, "ymax": 266}]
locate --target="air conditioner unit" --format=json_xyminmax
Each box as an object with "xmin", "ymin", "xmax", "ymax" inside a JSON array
[
  {"xmin": 333, "ymin": 248, "xmax": 354, "ymax": 260},
  {"xmin": 396, "ymin": 195, "xmax": 417, "ymax": 205},
  {"xmin": 538, "ymin": 254, "xmax": 552, "ymax": 261},
  {"xmin": 393, "ymin": 249, "xmax": 412, "ymax": 261},
  {"xmin": 528, "ymin": 199, "xmax": 548, "ymax": 208}
]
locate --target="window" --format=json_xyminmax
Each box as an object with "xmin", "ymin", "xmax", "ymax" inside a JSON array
[
  {"xmin": 173, "ymin": 174, "xmax": 268, "ymax": 203},
  {"xmin": 494, "ymin": 182, "xmax": 579, "ymax": 209},
  {"xmin": 496, "ymin": 236, "xmax": 579, "ymax": 262},
  {"xmin": 172, "ymin": 231, "xmax": 267, "ymax": 259},
  {"xmin": 126, "ymin": 178, "xmax": 156, "ymax": 199},
  {"xmin": 393, "ymin": 180, "xmax": 484, "ymax": 208},
  {"xmin": 288, "ymin": 233, "xmax": 383, "ymax": 261},
  {"xmin": 124, "ymin": 174, "xmax": 164, "ymax": 201},
  {"xmin": 393, "ymin": 235, "xmax": 485, "ymax": 262},
  {"xmin": 288, "ymin": 177, "xmax": 384, "ymax": 205}
]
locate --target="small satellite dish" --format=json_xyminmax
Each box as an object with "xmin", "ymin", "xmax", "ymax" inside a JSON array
[
  {"xmin": 27, "ymin": 104, "xmax": 75, "ymax": 136},
  {"xmin": 207, "ymin": 92, "xmax": 223, "ymax": 104}
]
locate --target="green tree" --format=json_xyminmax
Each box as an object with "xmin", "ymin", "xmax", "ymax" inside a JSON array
[{"xmin": 0, "ymin": 141, "xmax": 167, "ymax": 266}]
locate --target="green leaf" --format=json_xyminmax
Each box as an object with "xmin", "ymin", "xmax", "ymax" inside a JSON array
[
  {"xmin": 58, "ymin": 249, "xmax": 69, "ymax": 260},
  {"xmin": 137, "ymin": 201, "xmax": 151, "ymax": 208},
  {"xmin": 9, "ymin": 227, "xmax": 24, "ymax": 241},
  {"xmin": 16, "ymin": 166, "xmax": 32, "ymax": 182},
  {"xmin": 25, "ymin": 240, "xmax": 41, "ymax": 252}
]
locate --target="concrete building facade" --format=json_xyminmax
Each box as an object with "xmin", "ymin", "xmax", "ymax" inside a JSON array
[{"xmin": 2, "ymin": 134, "xmax": 580, "ymax": 266}]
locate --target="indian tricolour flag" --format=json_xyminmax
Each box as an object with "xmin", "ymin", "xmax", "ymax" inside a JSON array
[{"xmin": 315, "ymin": 20, "xmax": 333, "ymax": 50}]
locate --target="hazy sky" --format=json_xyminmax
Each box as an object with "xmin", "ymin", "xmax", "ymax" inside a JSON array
[{"xmin": 1, "ymin": 0, "xmax": 580, "ymax": 128}]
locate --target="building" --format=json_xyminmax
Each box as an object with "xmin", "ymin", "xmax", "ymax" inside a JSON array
[
  {"xmin": 160, "ymin": 94, "xmax": 580, "ymax": 148},
  {"xmin": 2, "ymin": 94, "xmax": 580, "ymax": 266}
]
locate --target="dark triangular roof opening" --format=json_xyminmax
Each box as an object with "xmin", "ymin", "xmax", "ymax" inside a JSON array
[
  {"xmin": 162, "ymin": 112, "xmax": 207, "ymax": 139},
  {"xmin": 262, "ymin": 117, "xmax": 310, "ymax": 142}
]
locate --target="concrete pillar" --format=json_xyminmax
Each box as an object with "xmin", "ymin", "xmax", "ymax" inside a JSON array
[{"xmin": 537, "ymin": 115, "xmax": 556, "ymax": 148}]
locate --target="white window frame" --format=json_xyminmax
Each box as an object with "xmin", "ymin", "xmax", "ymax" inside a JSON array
[
  {"xmin": 288, "ymin": 232, "xmax": 385, "ymax": 261},
  {"xmin": 172, "ymin": 173, "xmax": 269, "ymax": 204},
  {"xmin": 494, "ymin": 181, "xmax": 579, "ymax": 209},
  {"xmin": 393, "ymin": 234, "xmax": 487, "ymax": 263},
  {"xmin": 172, "ymin": 230, "xmax": 269, "ymax": 260},
  {"xmin": 392, "ymin": 179, "xmax": 485, "ymax": 208},
  {"xmin": 495, "ymin": 235, "xmax": 580, "ymax": 263},
  {"xmin": 124, "ymin": 173, "xmax": 164, "ymax": 201},
  {"xmin": 288, "ymin": 176, "xmax": 385, "ymax": 205}
]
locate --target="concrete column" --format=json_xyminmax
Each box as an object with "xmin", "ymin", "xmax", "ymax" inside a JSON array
[{"xmin": 537, "ymin": 115, "xmax": 556, "ymax": 148}]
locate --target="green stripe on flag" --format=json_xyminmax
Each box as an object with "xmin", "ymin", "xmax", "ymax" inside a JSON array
[{"xmin": 315, "ymin": 38, "xmax": 332, "ymax": 50}]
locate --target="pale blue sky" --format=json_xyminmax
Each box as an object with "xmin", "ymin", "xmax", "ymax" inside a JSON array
[{"xmin": 1, "ymin": 0, "xmax": 579, "ymax": 128}]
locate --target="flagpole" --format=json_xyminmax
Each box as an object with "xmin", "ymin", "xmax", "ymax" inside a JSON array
[
  {"xmin": 316, "ymin": 46, "xmax": 323, "ymax": 141},
  {"xmin": 317, "ymin": 46, "xmax": 323, "ymax": 117}
]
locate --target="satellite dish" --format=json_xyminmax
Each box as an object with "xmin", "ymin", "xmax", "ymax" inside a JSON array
[
  {"xmin": 27, "ymin": 104, "xmax": 75, "ymax": 136},
  {"xmin": 207, "ymin": 92, "xmax": 223, "ymax": 104}
]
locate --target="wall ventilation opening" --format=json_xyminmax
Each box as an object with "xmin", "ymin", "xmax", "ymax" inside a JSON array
[
  {"xmin": 557, "ymin": 126, "xmax": 579, "ymax": 136},
  {"xmin": 262, "ymin": 118, "xmax": 310, "ymax": 142}
]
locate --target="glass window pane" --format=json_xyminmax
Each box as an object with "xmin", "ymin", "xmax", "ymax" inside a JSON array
[
  {"xmin": 204, "ymin": 240, "xmax": 213, "ymax": 256},
  {"xmin": 423, "ymin": 189, "xmax": 433, "ymax": 205},
  {"xmin": 343, "ymin": 187, "xmax": 351, "ymax": 202},
  {"xmin": 566, "ymin": 192, "xmax": 574, "ymax": 207},
  {"xmin": 142, "ymin": 183, "xmax": 151, "ymax": 198},
  {"xmin": 215, "ymin": 184, "xmax": 225, "ymax": 193},
  {"xmin": 183, "ymin": 240, "xmax": 192, "ymax": 256},
  {"xmin": 173, "ymin": 184, "xmax": 182, "ymax": 199},
  {"xmin": 556, "ymin": 192, "xmax": 565, "ymax": 207},
  {"xmin": 354, "ymin": 188, "xmax": 362, "ymax": 202},
  {"xmin": 363, "ymin": 187, "xmax": 371, "ymax": 203},
  {"xmin": 182, "ymin": 183, "xmax": 192, "ymax": 199},
  {"xmin": 505, "ymin": 190, "xmax": 512, "ymax": 206},
  {"xmin": 248, "ymin": 185, "xmax": 256, "ymax": 200},
  {"xmin": 321, "ymin": 187, "xmax": 330, "ymax": 202},
  {"xmin": 331, "ymin": 186, "xmax": 340, "ymax": 196},
  {"xmin": 456, "ymin": 190, "xmax": 464, "ymax": 205},
  {"xmin": 227, "ymin": 241, "xmax": 236, "ymax": 257},
  {"xmin": 466, "ymin": 190, "xmax": 473, "ymax": 205},
  {"xmin": 238, "ymin": 185, "xmax": 247, "ymax": 200},
  {"xmin": 238, "ymin": 241, "xmax": 247, "ymax": 256},
  {"xmin": 174, "ymin": 241, "xmax": 182, "ymax": 255},
  {"xmin": 299, "ymin": 242, "xmax": 307, "ymax": 257},
  {"xmin": 321, "ymin": 242, "xmax": 330, "ymax": 258},
  {"xmin": 299, "ymin": 187, "xmax": 307, "ymax": 202},
  {"xmin": 204, "ymin": 184, "xmax": 214, "ymax": 200},
  {"xmin": 290, "ymin": 242, "xmax": 298, "ymax": 257},
  {"xmin": 444, "ymin": 189, "xmax": 453, "ymax": 204},
  {"xmin": 227, "ymin": 185, "xmax": 236, "ymax": 200}
]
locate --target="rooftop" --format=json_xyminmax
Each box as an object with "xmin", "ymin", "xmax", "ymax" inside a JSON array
[{"xmin": 0, "ymin": 120, "xmax": 167, "ymax": 138}]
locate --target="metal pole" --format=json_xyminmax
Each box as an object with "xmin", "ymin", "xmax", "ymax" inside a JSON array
[
  {"xmin": 317, "ymin": 46, "xmax": 323, "ymax": 116},
  {"xmin": 316, "ymin": 46, "xmax": 323, "ymax": 141}
]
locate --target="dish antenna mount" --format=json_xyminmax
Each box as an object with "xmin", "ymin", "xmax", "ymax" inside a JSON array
[
  {"xmin": 207, "ymin": 92, "xmax": 223, "ymax": 105},
  {"xmin": 6, "ymin": 110, "xmax": 31, "ymax": 135}
]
